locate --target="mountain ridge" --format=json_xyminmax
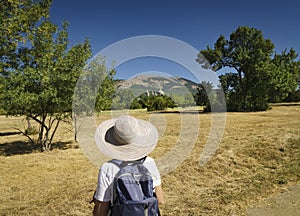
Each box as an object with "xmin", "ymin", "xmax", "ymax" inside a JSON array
[{"xmin": 115, "ymin": 75, "xmax": 199, "ymax": 96}]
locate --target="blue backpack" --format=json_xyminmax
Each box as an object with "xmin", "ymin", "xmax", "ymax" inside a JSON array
[{"xmin": 110, "ymin": 158, "xmax": 159, "ymax": 216}]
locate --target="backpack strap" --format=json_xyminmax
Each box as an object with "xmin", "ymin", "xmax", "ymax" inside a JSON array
[
  {"xmin": 139, "ymin": 156, "xmax": 147, "ymax": 163},
  {"xmin": 109, "ymin": 159, "xmax": 124, "ymax": 168},
  {"xmin": 109, "ymin": 159, "xmax": 123, "ymax": 207}
]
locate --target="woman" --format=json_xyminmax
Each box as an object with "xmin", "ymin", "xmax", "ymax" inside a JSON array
[{"xmin": 92, "ymin": 115, "xmax": 164, "ymax": 216}]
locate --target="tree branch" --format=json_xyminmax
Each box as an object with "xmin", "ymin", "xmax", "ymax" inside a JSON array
[{"xmin": 14, "ymin": 127, "xmax": 35, "ymax": 144}]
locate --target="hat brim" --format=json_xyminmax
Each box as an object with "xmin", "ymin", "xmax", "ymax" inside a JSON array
[{"xmin": 95, "ymin": 117, "xmax": 158, "ymax": 161}]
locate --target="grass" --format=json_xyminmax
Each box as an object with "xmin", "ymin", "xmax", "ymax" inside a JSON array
[{"xmin": 0, "ymin": 104, "xmax": 299, "ymax": 215}]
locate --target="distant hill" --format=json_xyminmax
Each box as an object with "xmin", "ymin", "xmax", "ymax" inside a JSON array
[{"xmin": 115, "ymin": 75, "xmax": 199, "ymax": 96}]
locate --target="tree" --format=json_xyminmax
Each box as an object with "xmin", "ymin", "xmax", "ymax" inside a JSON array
[
  {"xmin": 183, "ymin": 93, "xmax": 196, "ymax": 107},
  {"xmin": 1, "ymin": 0, "xmax": 92, "ymax": 151},
  {"xmin": 268, "ymin": 49, "xmax": 299, "ymax": 102},
  {"xmin": 219, "ymin": 73, "xmax": 243, "ymax": 111},
  {"xmin": 194, "ymin": 81, "xmax": 213, "ymax": 107},
  {"xmin": 170, "ymin": 94, "xmax": 185, "ymax": 107},
  {"xmin": 0, "ymin": 0, "xmax": 52, "ymax": 110},
  {"xmin": 197, "ymin": 26, "xmax": 299, "ymax": 111},
  {"xmin": 0, "ymin": 0, "xmax": 52, "ymax": 73},
  {"xmin": 80, "ymin": 56, "xmax": 116, "ymax": 113},
  {"xmin": 131, "ymin": 93, "xmax": 176, "ymax": 111},
  {"xmin": 144, "ymin": 95, "xmax": 175, "ymax": 111},
  {"xmin": 72, "ymin": 56, "xmax": 116, "ymax": 118},
  {"xmin": 284, "ymin": 90, "xmax": 300, "ymax": 102},
  {"xmin": 111, "ymin": 89, "xmax": 135, "ymax": 110}
]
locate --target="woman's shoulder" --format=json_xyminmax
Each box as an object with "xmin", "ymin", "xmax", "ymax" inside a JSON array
[
  {"xmin": 145, "ymin": 156, "xmax": 155, "ymax": 162},
  {"xmin": 144, "ymin": 156, "xmax": 158, "ymax": 169},
  {"xmin": 100, "ymin": 160, "xmax": 120, "ymax": 173}
]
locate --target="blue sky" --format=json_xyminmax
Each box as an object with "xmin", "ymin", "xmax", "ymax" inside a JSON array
[{"xmin": 49, "ymin": 0, "xmax": 300, "ymax": 82}]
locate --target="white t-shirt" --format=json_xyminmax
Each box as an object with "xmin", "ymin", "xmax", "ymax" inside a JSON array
[{"xmin": 94, "ymin": 156, "xmax": 161, "ymax": 202}]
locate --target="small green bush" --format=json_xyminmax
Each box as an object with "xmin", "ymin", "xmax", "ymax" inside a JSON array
[
  {"xmin": 0, "ymin": 109, "xmax": 7, "ymax": 115},
  {"xmin": 25, "ymin": 126, "xmax": 38, "ymax": 135}
]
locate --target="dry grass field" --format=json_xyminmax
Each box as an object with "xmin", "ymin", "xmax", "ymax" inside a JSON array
[{"xmin": 0, "ymin": 104, "xmax": 299, "ymax": 215}]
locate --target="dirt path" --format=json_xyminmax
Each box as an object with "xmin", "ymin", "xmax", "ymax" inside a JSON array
[{"xmin": 246, "ymin": 185, "xmax": 300, "ymax": 216}]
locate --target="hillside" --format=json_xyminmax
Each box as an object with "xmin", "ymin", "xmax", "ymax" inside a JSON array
[{"xmin": 115, "ymin": 75, "xmax": 199, "ymax": 96}]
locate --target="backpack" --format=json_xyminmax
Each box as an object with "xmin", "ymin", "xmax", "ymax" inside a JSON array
[{"xmin": 110, "ymin": 158, "xmax": 159, "ymax": 216}]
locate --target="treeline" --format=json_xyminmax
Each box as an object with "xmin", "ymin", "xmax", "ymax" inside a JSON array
[
  {"xmin": 110, "ymin": 89, "xmax": 195, "ymax": 111},
  {"xmin": 105, "ymin": 76, "xmax": 300, "ymax": 113}
]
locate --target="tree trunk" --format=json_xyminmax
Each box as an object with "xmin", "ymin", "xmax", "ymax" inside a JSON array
[
  {"xmin": 237, "ymin": 69, "xmax": 247, "ymax": 110},
  {"xmin": 38, "ymin": 122, "xmax": 45, "ymax": 151},
  {"xmin": 41, "ymin": 134, "xmax": 51, "ymax": 151},
  {"xmin": 26, "ymin": 116, "xmax": 31, "ymax": 128},
  {"xmin": 38, "ymin": 115, "xmax": 52, "ymax": 152},
  {"xmin": 74, "ymin": 115, "xmax": 78, "ymax": 142}
]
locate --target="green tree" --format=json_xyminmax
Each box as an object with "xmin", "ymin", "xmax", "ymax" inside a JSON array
[
  {"xmin": 130, "ymin": 99, "xmax": 143, "ymax": 109},
  {"xmin": 84, "ymin": 56, "xmax": 116, "ymax": 112},
  {"xmin": 219, "ymin": 73, "xmax": 243, "ymax": 111},
  {"xmin": 131, "ymin": 93, "xmax": 176, "ymax": 111},
  {"xmin": 112, "ymin": 89, "xmax": 135, "ymax": 110},
  {"xmin": 73, "ymin": 56, "xmax": 116, "ymax": 117},
  {"xmin": 0, "ymin": 0, "xmax": 51, "ymax": 110},
  {"xmin": 268, "ymin": 49, "xmax": 299, "ymax": 102},
  {"xmin": 170, "ymin": 94, "xmax": 185, "ymax": 107},
  {"xmin": 284, "ymin": 90, "xmax": 300, "ymax": 102},
  {"xmin": 183, "ymin": 93, "xmax": 196, "ymax": 107},
  {"xmin": 194, "ymin": 81, "xmax": 213, "ymax": 107},
  {"xmin": 145, "ymin": 95, "xmax": 175, "ymax": 111},
  {"xmin": 0, "ymin": 0, "xmax": 52, "ymax": 73},
  {"xmin": 1, "ymin": 0, "xmax": 92, "ymax": 151},
  {"xmin": 203, "ymin": 87, "xmax": 226, "ymax": 112},
  {"xmin": 197, "ymin": 26, "xmax": 279, "ymax": 111}
]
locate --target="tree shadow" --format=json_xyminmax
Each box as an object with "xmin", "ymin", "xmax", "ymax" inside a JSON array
[
  {"xmin": 54, "ymin": 141, "xmax": 79, "ymax": 151},
  {"xmin": 0, "ymin": 131, "xmax": 22, "ymax": 136},
  {"xmin": 0, "ymin": 140, "xmax": 77, "ymax": 156},
  {"xmin": 0, "ymin": 141, "xmax": 40, "ymax": 156},
  {"xmin": 271, "ymin": 103, "xmax": 300, "ymax": 107},
  {"xmin": 155, "ymin": 110, "xmax": 205, "ymax": 115}
]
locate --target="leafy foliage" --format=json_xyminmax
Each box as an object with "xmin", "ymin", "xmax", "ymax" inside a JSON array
[
  {"xmin": 283, "ymin": 90, "xmax": 300, "ymax": 102},
  {"xmin": 0, "ymin": 0, "xmax": 52, "ymax": 73},
  {"xmin": 112, "ymin": 89, "xmax": 136, "ymax": 110},
  {"xmin": 197, "ymin": 26, "xmax": 300, "ymax": 111},
  {"xmin": 268, "ymin": 49, "xmax": 300, "ymax": 102},
  {"xmin": 0, "ymin": 0, "xmax": 91, "ymax": 151},
  {"xmin": 194, "ymin": 81, "xmax": 213, "ymax": 106},
  {"xmin": 131, "ymin": 93, "xmax": 176, "ymax": 111},
  {"xmin": 73, "ymin": 56, "xmax": 116, "ymax": 115}
]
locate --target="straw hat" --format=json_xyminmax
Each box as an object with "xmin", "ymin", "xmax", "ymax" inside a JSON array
[{"xmin": 95, "ymin": 115, "xmax": 158, "ymax": 161}]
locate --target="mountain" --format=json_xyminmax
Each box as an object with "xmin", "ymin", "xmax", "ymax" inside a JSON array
[{"xmin": 115, "ymin": 75, "xmax": 199, "ymax": 96}]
